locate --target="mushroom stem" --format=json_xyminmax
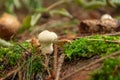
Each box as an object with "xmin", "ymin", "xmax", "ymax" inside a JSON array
[{"xmin": 40, "ymin": 43, "xmax": 53, "ymax": 54}]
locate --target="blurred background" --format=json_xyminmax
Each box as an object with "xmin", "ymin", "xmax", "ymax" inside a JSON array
[{"xmin": 0, "ymin": 0, "xmax": 120, "ymax": 41}]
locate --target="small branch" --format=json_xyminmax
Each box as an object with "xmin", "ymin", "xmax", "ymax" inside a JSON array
[
  {"xmin": 61, "ymin": 51, "xmax": 120, "ymax": 80},
  {"xmin": 0, "ymin": 67, "xmax": 20, "ymax": 80},
  {"xmin": 11, "ymin": 71, "xmax": 17, "ymax": 80},
  {"xmin": 77, "ymin": 31, "xmax": 120, "ymax": 39},
  {"xmin": 87, "ymin": 39, "xmax": 120, "ymax": 44},
  {"xmin": 18, "ymin": 69, "xmax": 22, "ymax": 80},
  {"xmin": 17, "ymin": 63, "xmax": 22, "ymax": 80},
  {"xmin": 0, "ymin": 58, "xmax": 29, "ymax": 80},
  {"xmin": 53, "ymin": 44, "xmax": 58, "ymax": 78},
  {"xmin": 55, "ymin": 54, "xmax": 65, "ymax": 80}
]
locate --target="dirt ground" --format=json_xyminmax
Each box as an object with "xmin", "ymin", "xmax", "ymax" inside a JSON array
[{"xmin": 61, "ymin": 56, "xmax": 101, "ymax": 80}]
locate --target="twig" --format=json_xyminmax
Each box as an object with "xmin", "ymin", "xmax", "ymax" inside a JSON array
[
  {"xmin": 17, "ymin": 63, "xmax": 22, "ymax": 80},
  {"xmin": 0, "ymin": 58, "xmax": 29, "ymax": 80},
  {"xmin": 53, "ymin": 44, "xmax": 58, "ymax": 77},
  {"xmin": 77, "ymin": 32, "xmax": 120, "ymax": 39},
  {"xmin": 87, "ymin": 39, "xmax": 120, "ymax": 44},
  {"xmin": 61, "ymin": 51, "xmax": 120, "ymax": 80},
  {"xmin": 18, "ymin": 69, "xmax": 22, "ymax": 80},
  {"xmin": 55, "ymin": 54, "xmax": 65, "ymax": 80},
  {"xmin": 11, "ymin": 71, "xmax": 17, "ymax": 80},
  {"xmin": 0, "ymin": 67, "xmax": 20, "ymax": 80}
]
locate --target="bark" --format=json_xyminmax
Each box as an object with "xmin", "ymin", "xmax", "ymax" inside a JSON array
[{"xmin": 78, "ymin": 19, "xmax": 120, "ymax": 34}]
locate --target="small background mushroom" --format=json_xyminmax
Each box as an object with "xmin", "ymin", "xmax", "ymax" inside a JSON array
[
  {"xmin": 0, "ymin": 13, "xmax": 21, "ymax": 40},
  {"xmin": 101, "ymin": 14, "xmax": 113, "ymax": 20}
]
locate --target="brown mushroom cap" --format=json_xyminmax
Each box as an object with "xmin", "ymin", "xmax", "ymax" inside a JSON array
[{"xmin": 0, "ymin": 13, "xmax": 21, "ymax": 40}]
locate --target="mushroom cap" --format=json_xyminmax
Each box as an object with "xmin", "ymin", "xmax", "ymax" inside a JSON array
[
  {"xmin": 101, "ymin": 14, "xmax": 113, "ymax": 20},
  {"xmin": 38, "ymin": 30, "xmax": 58, "ymax": 43},
  {"xmin": 0, "ymin": 13, "xmax": 21, "ymax": 40}
]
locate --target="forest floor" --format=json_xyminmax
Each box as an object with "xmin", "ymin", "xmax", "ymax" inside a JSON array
[{"xmin": 1, "ymin": 1, "xmax": 120, "ymax": 80}]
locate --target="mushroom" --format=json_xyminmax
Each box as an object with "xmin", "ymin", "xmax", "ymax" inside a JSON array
[
  {"xmin": 38, "ymin": 30, "xmax": 58, "ymax": 55},
  {"xmin": 0, "ymin": 13, "xmax": 21, "ymax": 40},
  {"xmin": 38, "ymin": 30, "xmax": 58, "ymax": 77},
  {"xmin": 101, "ymin": 14, "xmax": 113, "ymax": 20}
]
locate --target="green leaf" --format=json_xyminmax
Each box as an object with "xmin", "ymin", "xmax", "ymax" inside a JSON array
[
  {"xmin": 75, "ymin": 0, "xmax": 105, "ymax": 9},
  {"xmin": 84, "ymin": 1, "xmax": 105, "ymax": 9},
  {"xmin": 18, "ymin": 15, "xmax": 31, "ymax": 33},
  {"xmin": 34, "ymin": 8, "xmax": 48, "ymax": 13},
  {"xmin": 31, "ymin": 13, "xmax": 41, "ymax": 26},
  {"xmin": 50, "ymin": 8, "xmax": 73, "ymax": 18}
]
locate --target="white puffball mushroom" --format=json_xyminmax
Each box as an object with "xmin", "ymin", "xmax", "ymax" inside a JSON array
[
  {"xmin": 38, "ymin": 30, "xmax": 58, "ymax": 55},
  {"xmin": 101, "ymin": 14, "xmax": 113, "ymax": 20}
]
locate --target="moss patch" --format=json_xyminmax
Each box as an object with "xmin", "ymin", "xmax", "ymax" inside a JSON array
[
  {"xmin": 63, "ymin": 35, "xmax": 120, "ymax": 58},
  {"xmin": 91, "ymin": 56, "xmax": 120, "ymax": 80},
  {"xmin": 0, "ymin": 41, "xmax": 44, "ymax": 77}
]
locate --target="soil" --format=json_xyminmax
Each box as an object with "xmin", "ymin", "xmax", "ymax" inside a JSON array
[
  {"xmin": 61, "ymin": 56, "xmax": 101, "ymax": 80},
  {"xmin": 64, "ymin": 63, "xmax": 100, "ymax": 80}
]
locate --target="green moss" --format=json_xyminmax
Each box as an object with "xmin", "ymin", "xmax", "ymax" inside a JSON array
[
  {"xmin": 91, "ymin": 57, "xmax": 120, "ymax": 80},
  {"xmin": 0, "ymin": 47, "xmax": 21, "ymax": 69},
  {"xmin": 63, "ymin": 35, "xmax": 120, "ymax": 58},
  {"xmin": 0, "ymin": 41, "xmax": 33, "ymax": 68},
  {"xmin": 0, "ymin": 41, "xmax": 44, "ymax": 77}
]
